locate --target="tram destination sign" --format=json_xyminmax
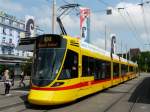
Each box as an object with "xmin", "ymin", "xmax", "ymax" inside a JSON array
[{"xmin": 37, "ymin": 36, "xmax": 61, "ymax": 48}]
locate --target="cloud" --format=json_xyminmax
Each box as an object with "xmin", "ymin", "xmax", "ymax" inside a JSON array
[
  {"xmin": 61, "ymin": 15, "xmax": 80, "ymax": 36},
  {"xmin": 140, "ymin": 33, "xmax": 149, "ymax": 42},
  {"xmin": 27, "ymin": 1, "xmax": 150, "ymax": 51},
  {"xmin": 88, "ymin": 2, "xmax": 150, "ymax": 51},
  {"xmin": 0, "ymin": 0, "xmax": 23, "ymax": 12},
  {"xmin": 1, "ymin": 1, "xmax": 147, "ymax": 51},
  {"xmin": 23, "ymin": 5, "xmax": 52, "ymax": 33}
]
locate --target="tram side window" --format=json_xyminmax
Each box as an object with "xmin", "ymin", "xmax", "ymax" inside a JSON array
[
  {"xmin": 82, "ymin": 56, "xmax": 92, "ymax": 77},
  {"xmin": 89, "ymin": 57, "xmax": 96, "ymax": 76},
  {"xmin": 82, "ymin": 56, "xmax": 111, "ymax": 79},
  {"xmin": 94, "ymin": 60, "xmax": 102, "ymax": 79},
  {"xmin": 94, "ymin": 60, "xmax": 111, "ymax": 80},
  {"xmin": 58, "ymin": 50, "xmax": 78, "ymax": 80},
  {"xmin": 121, "ymin": 64, "xmax": 128, "ymax": 75},
  {"xmin": 127, "ymin": 66, "xmax": 129, "ymax": 73},
  {"xmin": 105, "ymin": 62, "xmax": 111, "ymax": 79},
  {"xmin": 129, "ymin": 66, "xmax": 134, "ymax": 72},
  {"xmin": 113, "ymin": 63, "xmax": 119, "ymax": 77},
  {"xmin": 121, "ymin": 64, "xmax": 125, "ymax": 75}
]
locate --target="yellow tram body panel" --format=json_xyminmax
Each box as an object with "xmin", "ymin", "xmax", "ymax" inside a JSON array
[
  {"xmin": 28, "ymin": 89, "xmax": 79, "ymax": 105},
  {"xmin": 28, "ymin": 79, "xmax": 113, "ymax": 105}
]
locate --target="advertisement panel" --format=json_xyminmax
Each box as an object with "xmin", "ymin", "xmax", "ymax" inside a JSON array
[{"xmin": 80, "ymin": 7, "xmax": 90, "ymax": 43}]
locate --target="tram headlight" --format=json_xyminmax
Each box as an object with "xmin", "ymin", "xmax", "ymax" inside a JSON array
[{"xmin": 51, "ymin": 82, "xmax": 64, "ymax": 87}]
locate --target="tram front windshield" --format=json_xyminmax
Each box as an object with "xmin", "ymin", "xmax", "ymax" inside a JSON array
[{"xmin": 32, "ymin": 35, "xmax": 66, "ymax": 86}]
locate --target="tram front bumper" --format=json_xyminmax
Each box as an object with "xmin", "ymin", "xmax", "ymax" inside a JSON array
[
  {"xmin": 28, "ymin": 89, "xmax": 73, "ymax": 105},
  {"xmin": 28, "ymin": 89, "xmax": 55, "ymax": 105}
]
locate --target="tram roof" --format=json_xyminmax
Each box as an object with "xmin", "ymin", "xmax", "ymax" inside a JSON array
[
  {"xmin": 63, "ymin": 35, "xmax": 137, "ymax": 66},
  {"xmin": 80, "ymin": 41, "xmax": 137, "ymax": 66}
]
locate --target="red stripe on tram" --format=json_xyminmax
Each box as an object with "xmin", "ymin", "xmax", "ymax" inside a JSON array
[{"xmin": 31, "ymin": 79, "xmax": 111, "ymax": 91}]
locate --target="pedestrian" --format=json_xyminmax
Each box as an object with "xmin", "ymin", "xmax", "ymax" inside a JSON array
[
  {"xmin": 3, "ymin": 69, "xmax": 11, "ymax": 96},
  {"xmin": 19, "ymin": 71, "xmax": 25, "ymax": 87}
]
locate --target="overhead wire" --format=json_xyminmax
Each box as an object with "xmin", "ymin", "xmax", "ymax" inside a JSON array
[
  {"xmin": 97, "ymin": 0, "xmax": 113, "ymax": 7},
  {"xmin": 120, "ymin": 0, "xmax": 148, "ymax": 50},
  {"xmin": 102, "ymin": 0, "xmax": 147, "ymax": 51},
  {"xmin": 61, "ymin": 0, "xmax": 149, "ymax": 51},
  {"xmin": 117, "ymin": 10, "xmax": 143, "ymax": 46},
  {"xmin": 62, "ymin": 0, "xmax": 71, "ymax": 4},
  {"xmin": 114, "ymin": 0, "xmax": 144, "ymax": 51},
  {"xmin": 139, "ymin": 0, "xmax": 150, "ymax": 45}
]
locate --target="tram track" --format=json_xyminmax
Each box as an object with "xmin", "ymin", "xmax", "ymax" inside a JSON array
[
  {"xmin": 103, "ymin": 77, "xmax": 144, "ymax": 112},
  {"xmin": 0, "ymin": 75, "xmax": 148, "ymax": 112},
  {"xmin": 0, "ymin": 94, "xmax": 29, "ymax": 112},
  {"xmin": 128, "ymin": 97, "xmax": 139, "ymax": 112},
  {"xmin": 128, "ymin": 79, "xmax": 146, "ymax": 112},
  {"xmin": 0, "ymin": 94, "xmax": 18, "ymax": 100},
  {"xmin": 0, "ymin": 101, "xmax": 25, "ymax": 111},
  {"xmin": 0, "ymin": 98, "xmax": 48, "ymax": 112}
]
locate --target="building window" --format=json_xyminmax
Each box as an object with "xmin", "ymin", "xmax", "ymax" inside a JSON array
[
  {"xmin": 3, "ymin": 27, "xmax": 6, "ymax": 35},
  {"xmin": 23, "ymin": 24, "xmax": 25, "ymax": 29},
  {"xmin": 9, "ymin": 20, "xmax": 12, "ymax": 26},
  {"xmin": 9, "ymin": 38, "xmax": 12, "ymax": 44},
  {"xmin": 1, "ymin": 17, "xmax": 4, "ymax": 23},
  {"xmin": 20, "ymin": 24, "xmax": 24, "ymax": 29},
  {"xmin": 18, "ymin": 32, "xmax": 20, "ymax": 38},
  {"xmin": 27, "ymin": 53, "xmax": 29, "ymax": 56},
  {"xmin": 17, "ymin": 52, "xmax": 19, "ymax": 56},
  {"xmin": 5, "ymin": 19, "xmax": 9, "ymax": 25},
  {"xmin": 0, "ymin": 17, "xmax": 2, "ymax": 23},
  {"xmin": 8, "ymin": 49, "xmax": 12, "ymax": 55},
  {"xmin": 1, "ymin": 47, "xmax": 5, "ymax": 54},
  {"xmin": 17, "ymin": 22, "xmax": 20, "ymax": 28},
  {"xmin": 13, "ymin": 22, "xmax": 17, "ymax": 27},
  {"xmin": 6, "ymin": 28, "xmax": 9, "ymax": 35},
  {"xmin": 22, "ymin": 51, "xmax": 24, "ymax": 56},
  {"xmin": 2, "ymin": 37, "xmax": 5, "ymax": 43},
  {"xmin": 10, "ymin": 29, "xmax": 12, "ymax": 36},
  {"xmin": 0, "ymin": 26, "xmax": 2, "ymax": 34}
]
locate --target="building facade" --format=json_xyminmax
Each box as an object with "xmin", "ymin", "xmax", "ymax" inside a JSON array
[
  {"xmin": 130, "ymin": 48, "xmax": 141, "ymax": 59},
  {"xmin": 0, "ymin": 11, "xmax": 42, "ymax": 57},
  {"xmin": 0, "ymin": 10, "xmax": 43, "ymax": 75}
]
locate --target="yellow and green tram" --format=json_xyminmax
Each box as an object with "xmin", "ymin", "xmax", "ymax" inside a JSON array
[{"xmin": 27, "ymin": 34, "xmax": 138, "ymax": 105}]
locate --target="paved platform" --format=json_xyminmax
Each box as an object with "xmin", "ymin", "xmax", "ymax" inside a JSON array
[{"xmin": 0, "ymin": 73, "xmax": 149, "ymax": 112}]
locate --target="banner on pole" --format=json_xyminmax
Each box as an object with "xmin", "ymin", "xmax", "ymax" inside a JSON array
[
  {"xmin": 80, "ymin": 7, "xmax": 90, "ymax": 42},
  {"xmin": 110, "ymin": 34, "xmax": 116, "ymax": 58},
  {"xmin": 25, "ymin": 16, "xmax": 35, "ymax": 37}
]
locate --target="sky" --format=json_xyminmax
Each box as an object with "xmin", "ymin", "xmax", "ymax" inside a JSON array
[{"xmin": 0, "ymin": 0, "xmax": 150, "ymax": 52}]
